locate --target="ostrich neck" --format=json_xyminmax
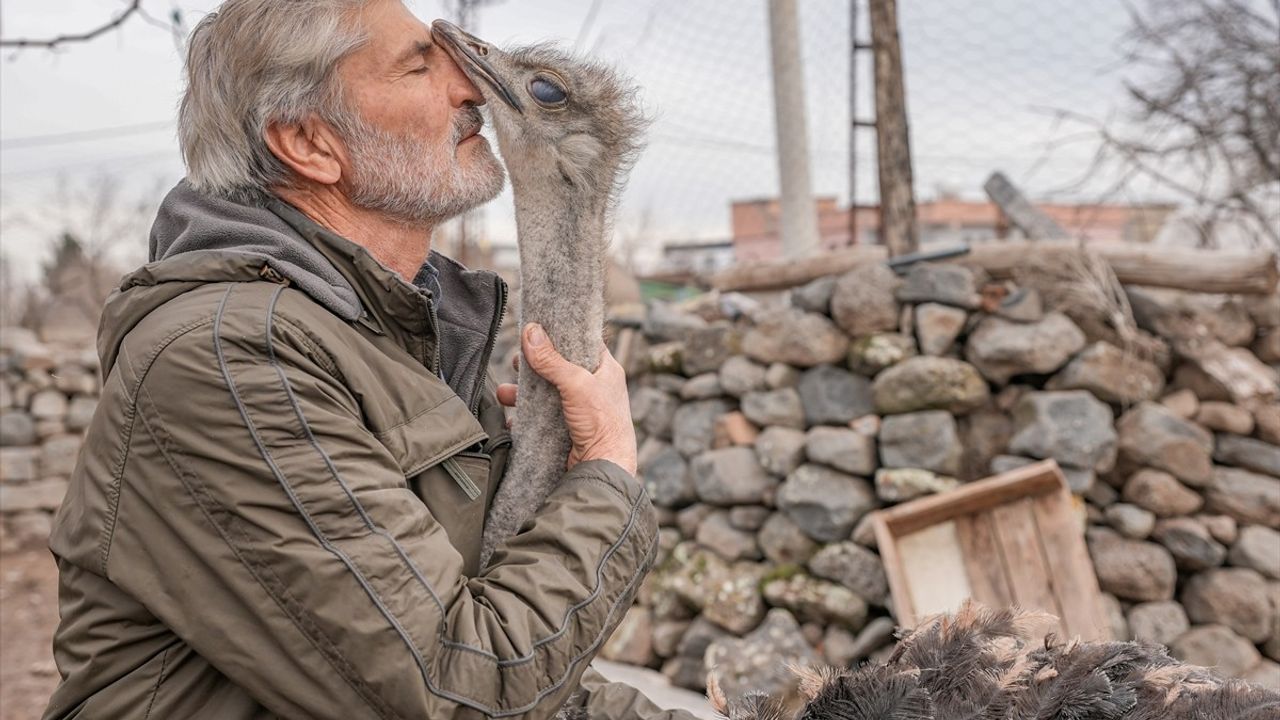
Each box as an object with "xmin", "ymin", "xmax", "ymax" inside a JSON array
[{"xmin": 509, "ymin": 170, "xmax": 610, "ymax": 371}]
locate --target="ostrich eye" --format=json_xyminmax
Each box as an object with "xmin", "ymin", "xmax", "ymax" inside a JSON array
[{"xmin": 529, "ymin": 77, "xmax": 568, "ymax": 106}]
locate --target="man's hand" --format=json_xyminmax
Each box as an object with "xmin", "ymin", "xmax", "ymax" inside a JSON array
[{"xmin": 498, "ymin": 323, "xmax": 637, "ymax": 476}]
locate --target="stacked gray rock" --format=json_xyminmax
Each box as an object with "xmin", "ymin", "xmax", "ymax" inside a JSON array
[
  {"xmin": 1, "ymin": 329, "xmax": 97, "ymax": 552},
  {"xmin": 6, "ymin": 261, "xmax": 1280, "ymax": 691},
  {"xmin": 614, "ymin": 265, "xmax": 1279, "ymax": 690}
]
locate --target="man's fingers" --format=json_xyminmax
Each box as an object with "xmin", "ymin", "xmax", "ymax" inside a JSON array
[
  {"xmin": 496, "ymin": 383, "xmax": 517, "ymax": 407},
  {"xmin": 521, "ymin": 323, "xmax": 583, "ymax": 388}
]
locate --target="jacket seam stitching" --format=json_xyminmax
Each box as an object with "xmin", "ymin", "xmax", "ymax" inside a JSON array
[
  {"xmin": 271, "ymin": 314, "xmax": 345, "ymax": 382},
  {"xmin": 253, "ymin": 287, "xmax": 658, "ymax": 713},
  {"xmin": 213, "ymin": 286, "xmax": 406, "ymax": 719},
  {"xmin": 134, "ymin": 380, "xmax": 400, "ymax": 720},
  {"xmin": 142, "ymin": 644, "xmax": 173, "ymax": 720},
  {"xmin": 98, "ymin": 316, "xmax": 216, "ymax": 576}
]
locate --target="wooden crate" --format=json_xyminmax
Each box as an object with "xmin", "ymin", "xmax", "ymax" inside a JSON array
[{"xmin": 871, "ymin": 459, "xmax": 1112, "ymax": 642}]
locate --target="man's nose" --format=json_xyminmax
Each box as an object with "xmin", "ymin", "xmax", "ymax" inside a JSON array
[{"xmin": 437, "ymin": 40, "xmax": 486, "ymax": 107}]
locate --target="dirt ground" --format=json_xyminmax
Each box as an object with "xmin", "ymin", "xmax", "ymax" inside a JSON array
[{"xmin": 0, "ymin": 548, "xmax": 60, "ymax": 720}]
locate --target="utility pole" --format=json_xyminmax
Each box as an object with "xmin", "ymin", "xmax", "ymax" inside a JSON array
[
  {"xmin": 869, "ymin": 0, "xmax": 918, "ymax": 256},
  {"xmin": 767, "ymin": 0, "xmax": 820, "ymax": 259}
]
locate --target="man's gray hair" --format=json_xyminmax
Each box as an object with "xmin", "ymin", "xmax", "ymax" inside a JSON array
[{"xmin": 178, "ymin": 0, "xmax": 387, "ymax": 202}]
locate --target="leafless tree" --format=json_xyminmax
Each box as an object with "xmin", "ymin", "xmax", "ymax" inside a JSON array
[
  {"xmin": 1050, "ymin": 0, "xmax": 1280, "ymax": 249},
  {"xmin": 3, "ymin": 174, "xmax": 156, "ymax": 336},
  {"xmin": 1, "ymin": 1, "xmax": 185, "ymax": 53}
]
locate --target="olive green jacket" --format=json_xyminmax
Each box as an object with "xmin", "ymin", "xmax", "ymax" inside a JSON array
[{"xmin": 43, "ymin": 183, "xmax": 686, "ymax": 720}]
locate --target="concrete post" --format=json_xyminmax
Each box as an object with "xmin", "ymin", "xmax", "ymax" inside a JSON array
[{"xmin": 768, "ymin": 0, "xmax": 821, "ymax": 258}]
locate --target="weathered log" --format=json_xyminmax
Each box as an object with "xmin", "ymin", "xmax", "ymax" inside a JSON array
[{"xmin": 706, "ymin": 241, "xmax": 1278, "ymax": 295}]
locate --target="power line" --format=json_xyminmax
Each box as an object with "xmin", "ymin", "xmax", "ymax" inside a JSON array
[{"xmin": 1, "ymin": 121, "xmax": 174, "ymax": 150}]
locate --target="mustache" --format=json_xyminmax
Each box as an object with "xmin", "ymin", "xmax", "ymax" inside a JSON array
[{"xmin": 453, "ymin": 105, "xmax": 484, "ymax": 142}]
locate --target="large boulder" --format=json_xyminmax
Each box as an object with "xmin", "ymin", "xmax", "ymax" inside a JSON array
[
  {"xmin": 701, "ymin": 562, "xmax": 768, "ymax": 635},
  {"xmin": 1087, "ymin": 528, "xmax": 1177, "ymax": 602},
  {"xmin": 796, "ymin": 365, "xmax": 873, "ymax": 426},
  {"xmin": 600, "ymin": 606, "xmax": 655, "ymax": 666},
  {"xmin": 1181, "ymin": 568, "xmax": 1273, "ymax": 643},
  {"xmin": 807, "ymin": 541, "xmax": 889, "ymax": 605},
  {"xmin": 758, "ymin": 512, "xmax": 819, "ymax": 566},
  {"xmin": 1116, "ymin": 402, "xmax": 1214, "ymax": 486},
  {"xmin": 847, "ymin": 333, "xmax": 917, "ymax": 376},
  {"xmin": 0, "ymin": 412, "xmax": 36, "ymax": 447},
  {"xmin": 895, "ymin": 263, "xmax": 980, "ymax": 309},
  {"xmin": 776, "ymin": 464, "xmax": 877, "ymax": 543},
  {"xmin": 965, "ymin": 312, "xmax": 1086, "ymax": 384},
  {"xmin": 871, "ymin": 356, "xmax": 989, "ymax": 415},
  {"xmin": 682, "ymin": 324, "xmax": 741, "ymax": 376},
  {"xmin": 805, "ymin": 426, "xmax": 877, "ymax": 476},
  {"xmin": 1169, "ymin": 625, "xmax": 1261, "ymax": 679},
  {"xmin": 1214, "ymin": 433, "xmax": 1280, "ymax": 477},
  {"xmin": 1126, "ymin": 286, "xmax": 1256, "ymax": 346},
  {"xmin": 719, "ymin": 355, "xmax": 767, "ymax": 397},
  {"xmin": 1046, "ymin": 342, "xmax": 1165, "ymax": 404},
  {"xmin": 705, "ymin": 609, "xmax": 822, "ymax": 700},
  {"xmin": 670, "ymin": 399, "xmax": 732, "ymax": 457},
  {"xmin": 831, "ymin": 264, "xmax": 901, "ymax": 337},
  {"xmin": 914, "ymin": 303, "xmax": 968, "ymax": 356},
  {"xmin": 640, "ymin": 442, "xmax": 696, "ymax": 508},
  {"xmin": 790, "ymin": 276, "xmax": 836, "ymax": 315},
  {"xmin": 1126, "ymin": 601, "xmax": 1189, "ymax": 647},
  {"xmin": 741, "ymin": 388, "xmax": 805, "ymax": 430},
  {"xmin": 691, "ymin": 447, "xmax": 776, "ymax": 505},
  {"xmin": 878, "ymin": 410, "xmax": 962, "ymax": 476},
  {"xmin": 1122, "ymin": 469, "xmax": 1203, "ymax": 518},
  {"xmin": 696, "ymin": 511, "xmax": 762, "ymax": 562},
  {"xmin": 744, "ymin": 308, "xmax": 849, "ymax": 368},
  {"xmin": 754, "ymin": 426, "xmax": 807, "ymax": 476},
  {"xmin": 1205, "ymin": 467, "xmax": 1280, "ymax": 527},
  {"xmin": 1151, "ymin": 517, "xmax": 1225, "ymax": 571},
  {"xmin": 1008, "ymin": 391, "xmax": 1117, "ymax": 473},
  {"xmin": 761, "ymin": 573, "xmax": 869, "ymax": 630},
  {"xmin": 1230, "ymin": 525, "xmax": 1280, "ymax": 580}
]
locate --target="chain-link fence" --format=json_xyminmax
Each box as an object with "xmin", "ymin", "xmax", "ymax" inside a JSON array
[{"xmin": 2, "ymin": 0, "xmax": 1274, "ymax": 285}]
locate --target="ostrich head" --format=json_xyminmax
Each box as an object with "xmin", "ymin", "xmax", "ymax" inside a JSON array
[{"xmin": 431, "ymin": 20, "xmax": 645, "ymax": 196}]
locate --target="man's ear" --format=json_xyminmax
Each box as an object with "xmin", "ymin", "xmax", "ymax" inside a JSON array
[{"xmin": 264, "ymin": 115, "xmax": 345, "ymax": 186}]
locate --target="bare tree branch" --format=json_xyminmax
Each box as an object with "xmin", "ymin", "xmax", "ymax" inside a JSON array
[
  {"xmin": 1, "ymin": 1, "xmax": 143, "ymax": 50},
  {"xmin": 1041, "ymin": 0, "xmax": 1280, "ymax": 249}
]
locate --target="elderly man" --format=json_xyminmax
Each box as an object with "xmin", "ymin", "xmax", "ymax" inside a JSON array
[{"xmin": 42, "ymin": 2, "xmax": 692, "ymax": 719}]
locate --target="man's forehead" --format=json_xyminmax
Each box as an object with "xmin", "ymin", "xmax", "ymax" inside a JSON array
[{"xmin": 351, "ymin": 0, "xmax": 433, "ymax": 65}]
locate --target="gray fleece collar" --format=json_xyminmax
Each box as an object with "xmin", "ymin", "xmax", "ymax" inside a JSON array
[{"xmin": 149, "ymin": 180, "xmax": 366, "ymax": 322}]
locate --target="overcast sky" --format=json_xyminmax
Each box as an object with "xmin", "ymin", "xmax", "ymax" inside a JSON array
[{"xmin": 1, "ymin": 0, "xmax": 1151, "ymax": 279}]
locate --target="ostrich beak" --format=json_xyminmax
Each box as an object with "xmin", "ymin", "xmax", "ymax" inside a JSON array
[{"xmin": 431, "ymin": 20, "xmax": 524, "ymax": 114}]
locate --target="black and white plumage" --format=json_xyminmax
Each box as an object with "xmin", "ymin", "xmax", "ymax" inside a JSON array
[{"xmin": 710, "ymin": 602, "xmax": 1280, "ymax": 720}]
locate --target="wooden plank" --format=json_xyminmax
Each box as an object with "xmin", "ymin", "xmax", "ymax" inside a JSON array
[
  {"xmin": 955, "ymin": 512, "xmax": 1014, "ymax": 609},
  {"xmin": 896, "ymin": 521, "xmax": 972, "ymax": 626},
  {"xmin": 990, "ymin": 499, "xmax": 1065, "ymax": 636},
  {"xmin": 983, "ymin": 171, "xmax": 1069, "ymax": 241},
  {"xmin": 704, "ymin": 241, "xmax": 1278, "ymax": 295},
  {"xmin": 1032, "ymin": 489, "xmax": 1113, "ymax": 642},
  {"xmin": 873, "ymin": 512, "xmax": 915, "ymax": 627},
  {"xmin": 876, "ymin": 460, "xmax": 1063, "ymax": 537}
]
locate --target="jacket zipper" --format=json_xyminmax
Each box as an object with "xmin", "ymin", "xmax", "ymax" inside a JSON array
[
  {"xmin": 469, "ymin": 277, "xmax": 509, "ymax": 416},
  {"xmin": 442, "ymin": 456, "xmax": 482, "ymax": 501}
]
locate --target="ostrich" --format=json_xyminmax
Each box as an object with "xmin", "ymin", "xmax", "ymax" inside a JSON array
[
  {"xmin": 706, "ymin": 602, "xmax": 1280, "ymax": 720},
  {"xmin": 432, "ymin": 21, "xmax": 646, "ymax": 567}
]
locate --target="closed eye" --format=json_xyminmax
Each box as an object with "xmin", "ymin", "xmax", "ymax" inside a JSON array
[{"xmin": 409, "ymin": 66, "xmax": 429, "ymax": 75}]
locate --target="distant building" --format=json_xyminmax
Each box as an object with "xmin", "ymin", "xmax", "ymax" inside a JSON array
[{"xmin": 727, "ymin": 195, "xmax": 1178, "ymax": 263}]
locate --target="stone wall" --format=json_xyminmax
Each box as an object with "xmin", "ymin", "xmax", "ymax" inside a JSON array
[
  {"xmin": 602, "ymin": 261, "xmax": 1279, "ymax": 698},
  {"xmin": 0, "ymin": 328, "xmax": 97, "ymax": 551},
  {"xmin": 2, "ymin": 264, "xmax": 1277, "ymax": 698}
]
